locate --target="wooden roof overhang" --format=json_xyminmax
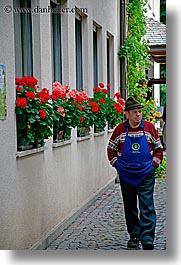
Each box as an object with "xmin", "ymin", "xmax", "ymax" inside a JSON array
[
  {"xmin": 147, "ymin": 45, "xmax": 166, "ymax": 64},
  {"xmin": 147, "ymin": 77, "xmax": 166, "ymax": 86},
  {"xmin": 144, "ymin": 17, "xmax": 166, "ymax": 86}
]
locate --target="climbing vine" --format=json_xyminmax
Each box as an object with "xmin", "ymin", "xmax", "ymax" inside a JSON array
[
  {"xmin": 118, "ymin": 0, "xmax": 149, "ymax": 102},
  {"xmin": 118, "ymin": 0, "xmax": 161, "ymax": 122}
]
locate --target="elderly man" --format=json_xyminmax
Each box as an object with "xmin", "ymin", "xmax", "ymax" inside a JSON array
[{"xmin": 107, "ymin": 96, "xmax": 163, "ymax": 250}]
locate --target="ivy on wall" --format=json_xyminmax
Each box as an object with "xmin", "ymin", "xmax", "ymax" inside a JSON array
[
  {"xmin": 118, "ymin": 0, "xmax": 163, "ymax": 122},
  {"xmin": 118, "ymin": 0, "xmax": 150, "ymax": 105}
]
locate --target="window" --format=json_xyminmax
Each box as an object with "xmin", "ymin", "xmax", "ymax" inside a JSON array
[
  {"xmin": 20, "ymin": 0, "xmax": 33, "ymax": 76},
  {"xmin": 107, "ymin": 37, "xmax": 110, "ymax": 97},
  {"xmin": 107, "ymin": 33, "xmax": 114, "ymax": 97},
  {"xmin": 93, "ymin": 26, "xmax": 98, "ymax": 87},
  {"xmin": 75, "ymin": 18, "xmax": 83, "ymax": 91},
  {"xmin": 52, "ymin": 7, "xmax": 62, "ymax": 83}
]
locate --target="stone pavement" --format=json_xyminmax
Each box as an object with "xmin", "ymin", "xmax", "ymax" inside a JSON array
[{"xmin": 45, "ymin": 177, "xmax": 166, "ymax": 250}]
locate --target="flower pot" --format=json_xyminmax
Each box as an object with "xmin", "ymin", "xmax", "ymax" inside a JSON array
[
  {"xmin": 64, "ymin": 127, "xmax": 71, "ymax": 140},
  {"xmin": 77, "ymin": 126, "xmax": 91, "ymax": 137},
  {"xmin": 17, "ymin": 137, "xmax": 33, "ymax": 151},
  {"xmin": 53, "ymin": 130, "xmax": 64, "ymax": 142},
  {"xmin": 33, "ymin": 139, "xmax": 45, "ymax": 148},
  {"xmin": 94, "ymin": 126, "xmax": 105, "ymax": 133},
  {"xmin": 108, "ymin": 123, "xmax": 116, "ymax": 130},
  {"xmin": 53, "ymin": 127, "xmax": 71, "ymax": 142}
]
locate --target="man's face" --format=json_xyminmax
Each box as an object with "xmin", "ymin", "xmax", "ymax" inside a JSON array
[{"xmin": 124, "ymin": 108, "xmax": 142, "ymax": 125}]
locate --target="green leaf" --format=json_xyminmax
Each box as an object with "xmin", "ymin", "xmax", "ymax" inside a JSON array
[
  {"xmin": 15, "ymin": 108, "xmax": 23, "ymax": 115},
  {"xmin": 28, "ymin": 117, "xmax": 36, "ymax": 123}
]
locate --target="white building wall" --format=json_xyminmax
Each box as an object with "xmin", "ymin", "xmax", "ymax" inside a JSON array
[{"xmin": 0, "ymin": 0, "xmax": 118, "ymax": 249}]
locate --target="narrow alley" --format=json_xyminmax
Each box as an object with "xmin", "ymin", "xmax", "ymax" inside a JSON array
[{"xmin": 45, "ymin": 177, "xmax": 166, "ymax": 250}]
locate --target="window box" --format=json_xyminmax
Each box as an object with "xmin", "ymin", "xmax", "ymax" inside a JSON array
[
  {"xmin": 53, "ymin": 127, "xmax": 72, "ymax": 143},
  {"xmin": 77, "ymin": 126, "xmax": 91, "ymax": 137}
]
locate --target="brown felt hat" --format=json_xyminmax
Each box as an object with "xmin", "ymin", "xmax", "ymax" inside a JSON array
[{"xmin": 124, "ymin": 96, "xmax": 143, "ymax": 111}]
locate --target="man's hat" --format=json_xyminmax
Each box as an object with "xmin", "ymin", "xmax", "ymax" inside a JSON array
[{"xmin": 124, "ymin": 96, "xmax": 143, "ymax": 111}]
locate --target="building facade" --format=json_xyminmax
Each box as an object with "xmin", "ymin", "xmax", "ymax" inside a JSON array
[
  {"xmin": 0, "ymin": 0, "xmax": 162, "ymax": 249},
  {"xmin": 0, "ymin": 0, "xmax": 120, "ymax": 249}
]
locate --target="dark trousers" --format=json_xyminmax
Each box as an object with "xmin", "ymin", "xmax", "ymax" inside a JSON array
[{"xmin": 119, "ymin": 169, "xmax": 156, "ymax": 242}]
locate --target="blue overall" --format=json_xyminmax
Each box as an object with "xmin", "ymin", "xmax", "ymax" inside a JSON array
[
  {"xmin": 116, "ymin": 123, "xmax": 156, "ymax": 242},
  {"xmin": 116, "ymin": 126, "xmax": 153, "ymax": 187}
]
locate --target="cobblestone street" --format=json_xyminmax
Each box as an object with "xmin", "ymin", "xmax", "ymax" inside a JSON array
[{"xmin": 45, "ymin": 177, "xmax": 166, "ymax": 251}]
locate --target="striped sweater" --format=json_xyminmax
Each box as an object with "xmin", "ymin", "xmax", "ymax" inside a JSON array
[{"xmin": 107, "ymin": 120, "xmax": 163, "ymax": 169}]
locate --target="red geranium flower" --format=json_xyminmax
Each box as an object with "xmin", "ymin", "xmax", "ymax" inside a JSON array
[
  {"xmin": 80, "ymin": 116, "xmax": 84, "ymax": 123},
  {"xmin": 37, "ymin": 88, "xmax": 50, "ymax": 103},
  {"xmin": 75, "ymin": 95, "xmax": 84, "ymax": 104},
  {"xmin": 78, "ymin": 106, "xmax": 83, "ymax": 111},
  {"xmin": 99, "ymin": 98, "xmax": 105, "ymax": 104},
  {"xmin": 26, "ymin": 91, "xmax": 35, "ymax": 100},
  {"xmin": 16, "ymin": 97, "xmax": 28, "ymax": 108},
  {"xmin": 39, "ymin": 109, "xmax": 46, "ymax": 119},
  {"xmin": 114, "ymin": 92, "xmax": 121, "ymax": 99},
  {"xmin": 16, "ymin": 86, "xmax": 23, "ymax": 92},
  {"xmin": 117, "ymin": 97, "xmax": 125, "ymax": 107},
  {"xmin": 93, "ymin": 87, "xmax": 101, "ymax": 93},
  {"xmin": 57, "ymin": 107, "xmax": 65, "ymax": 117},
  {"xmin": 90, "ymin": 101, "xmax": 99, "ymax": 114},
  {"xmin": 113, "ymin": 103, "xmax": 123, "ymax": 113},
  {"xmin": 99, "ymin": 83, "xmax": 104, "ymax": 88},
  {"xmin": 102, "ymin": 89, "xmax": 108, "ymax": 94},
  {"xmin": 64, "ymin": 86, "xmax": 70, "ymax": 92},
  {"xmin": 15, "ymin": 78, "xmax": 22, "ymax": 85},
  {"xmin": 21, "ymin": 76, "xmax": 38, "ymax": 88}
]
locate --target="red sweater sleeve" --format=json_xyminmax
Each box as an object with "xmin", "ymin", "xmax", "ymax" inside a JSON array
[
  {"xmin": 145, "ymin": 121, "xmax": 163, "ymax": 168},
  {"xmin": 107, "ymin": 123, "xmax": 125, "ymax": 167}
]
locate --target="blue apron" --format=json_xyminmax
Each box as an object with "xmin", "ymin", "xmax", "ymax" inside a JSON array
[{"xmin": 116, "ymin": 126, "xmax": 153, "ymax": 187}]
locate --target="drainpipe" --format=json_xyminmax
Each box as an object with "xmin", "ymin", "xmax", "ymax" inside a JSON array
[{"xmin": 120, "ymin": 0, "xmax": 127, "ymax": 99}]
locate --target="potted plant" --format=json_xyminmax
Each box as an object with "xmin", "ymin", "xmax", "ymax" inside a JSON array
[
  {"xmin": 51, "ymin": 82, "xmax": 93, "ymax": 140},
  {"xmin": 15, "ymin": 76, "xmax": 54, "ymax": 150},
  {"xmin": 105, "ymin": 91, "xmax": 125, "ymax": 129},
  {"xmin": 51, "ymin": 82, "xmax": 74, "ymax": 142},
  {"xmin": 90, "ymin": 83, "xmax": 108, "ymax": 133}
]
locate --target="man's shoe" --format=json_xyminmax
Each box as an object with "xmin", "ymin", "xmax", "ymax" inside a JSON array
[
  {"xmin": 127, "ymin": 237, "xmax": 140, "ymax": 249},
  {"xmin": 142, "ymin": 240, "xmax": 154, "ymax": 250}
]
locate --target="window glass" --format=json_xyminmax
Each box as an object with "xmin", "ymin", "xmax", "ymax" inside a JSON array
[
  {"xmin": 93, "ymin": 30, "xmax": 98, "ymax": 87},
  {"xmin": 20, "ymin": 0, "xmax": 33, "ymax": 76},
  {"xmin": 75, "ymin": 18, "xmax": 83, "ymax": 91},
  {"xmin": 52, "ymin": 10, "xmax": 62, "ymax": 83}
]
